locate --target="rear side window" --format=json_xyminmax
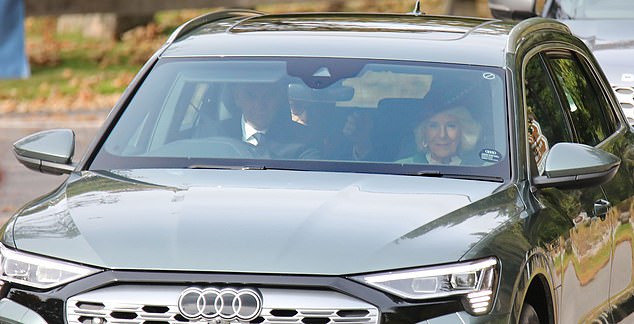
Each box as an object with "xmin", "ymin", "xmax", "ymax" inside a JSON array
[{"xmin": 546, "ymin": 53, "xmax": 617, "ymax": 146}]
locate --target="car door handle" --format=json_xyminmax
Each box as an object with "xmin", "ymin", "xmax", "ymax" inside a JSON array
[{"xmin": 593, "ymin": 199, "xmax": 611, "ymax": 221}]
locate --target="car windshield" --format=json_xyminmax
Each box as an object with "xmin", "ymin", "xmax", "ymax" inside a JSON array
[
  {"xmin": 90, "ymin": 57, "xmax": 509, "ymax": 180},
  {"xmin": 552, "ymin": 0, "xmax": 634, "ymax": 19}
]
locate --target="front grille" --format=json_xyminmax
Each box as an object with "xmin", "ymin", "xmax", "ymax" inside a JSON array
[
  {"xmin": 613, "ymin": 86, "xmax": 634, "ymax": 122},
  {"xmin": 67, "ymin": 285, "xmax": 379, "ymax": 324}
]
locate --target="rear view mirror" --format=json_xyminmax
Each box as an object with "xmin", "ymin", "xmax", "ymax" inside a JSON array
[{"xmin": 288, "ymin": 83, "xmax": 354, "ymax": 103}]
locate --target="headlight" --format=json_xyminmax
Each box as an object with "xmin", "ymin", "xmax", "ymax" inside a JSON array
[
  {"xmin": 352, "ymin": 257, "xmax": 498, "ymax": 315},
  {"xmin": 0, "ymin": 244, "xmax": 99, "ymax": 289}
]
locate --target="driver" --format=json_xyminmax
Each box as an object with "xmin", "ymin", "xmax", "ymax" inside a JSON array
[{"xmin": 221, "ymin": 81, "xmax": 319, "ymax": 159}]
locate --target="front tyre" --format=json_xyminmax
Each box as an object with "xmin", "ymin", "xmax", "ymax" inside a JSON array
[{"xmin": 519, "ymin": 303, "xmax": 540, "ymax": 324}]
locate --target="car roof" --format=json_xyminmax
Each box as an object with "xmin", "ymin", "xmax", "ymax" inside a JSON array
[{"xmin": 161, "ymin": 12, "xmax": 520, "ymax": 67}]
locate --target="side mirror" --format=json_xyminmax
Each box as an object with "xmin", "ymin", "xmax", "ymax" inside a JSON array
[
  {"xmin": 532, "ymin": 143, "xmax": 620, "ymax": 189},
  {"xmin": 13, "ymin": 129, "xmax": 76, "ymax": 175},
  {"xmin": 488, "ymin": 0, "xmax": 537, "ymax": 20}
]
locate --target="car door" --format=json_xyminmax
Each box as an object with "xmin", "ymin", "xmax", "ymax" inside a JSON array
[
  {"xmin": 523, "ymin": 50, "xmax": 614, "ymax": 323},
  {"xmin": 545, "ymin": 47, "xmax": 634, "ymax": 323}
]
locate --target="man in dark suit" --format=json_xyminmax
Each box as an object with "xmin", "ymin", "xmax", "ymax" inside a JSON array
[{"xmin": 222, "ymin": 82, "xmax": 319, "ymax": 160}]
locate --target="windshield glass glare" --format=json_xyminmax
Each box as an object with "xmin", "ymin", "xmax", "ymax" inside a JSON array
[{"xmin": 91, "ymin": 57, "xmax": 508, "ymax": 178}]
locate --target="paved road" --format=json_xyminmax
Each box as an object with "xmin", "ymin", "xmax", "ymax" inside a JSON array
[{"xmin": 0, "ymin": 111, "xmax": 108, "ymax": 225}]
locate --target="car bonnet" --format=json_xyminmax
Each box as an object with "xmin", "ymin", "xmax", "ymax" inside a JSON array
[{"xmin": 9, "ymin": 169, "xmax": 516, "ymax": 275}]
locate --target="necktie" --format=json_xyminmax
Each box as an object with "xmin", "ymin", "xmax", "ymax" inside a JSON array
[
  {"xmin": 251, "ymin": 132, "xmax": 271, "ymax": 157},
  {"xmin": 252, "ymin": 132, "xmax": 266, "ymax": 146}
]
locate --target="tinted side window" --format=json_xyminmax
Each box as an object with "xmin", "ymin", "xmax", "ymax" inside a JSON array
[
  {"xmin": 524, "ymin": 54, "xmax": 572, "ymax": 174},
  {"xmin": 547, "ymin": 53, "xmax": 617, "ymax": 146}
]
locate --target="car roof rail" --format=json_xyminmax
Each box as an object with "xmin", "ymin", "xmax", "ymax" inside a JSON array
[
  {"xmin": 166, "ymin": 9, "xmax": 264, "ymax": 45},
  {"xmin": 506, "ymin": 17, "xmax": 571, "ymax": 54}
]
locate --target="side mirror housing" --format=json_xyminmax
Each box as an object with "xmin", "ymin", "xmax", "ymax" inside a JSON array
[
  {"xmin": 488, "ymin": 0, "xmax": 538, "ymax": 20},
  {"xmin": 13, "ymin": 129, "xmax": 76, "ymax": 175},
  {"xmin": 532, "ymin": 143, "xmax": 620, "ymax": 189}
]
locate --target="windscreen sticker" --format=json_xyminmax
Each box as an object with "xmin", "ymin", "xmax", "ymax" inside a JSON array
[
  {"xmin": 482, "ymin": 72, "xmax": 496, "ymax": 80},
  {"xmin": 479, "ymin": 149, "xmax": 502, "ymax": 163}
]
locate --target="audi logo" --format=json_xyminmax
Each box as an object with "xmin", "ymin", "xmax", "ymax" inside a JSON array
[{"xmin": 177, "ymin": 287, "xmax": 263, "ymax": 321}]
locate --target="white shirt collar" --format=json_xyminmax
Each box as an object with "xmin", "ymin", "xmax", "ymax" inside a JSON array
[
  {"xmin": 242, "ymin": 116, "xmax": 267, "ymax": 145},
  {"xmin": 426, "ymin": 152, "xmax": 462, "ymax": 165}
]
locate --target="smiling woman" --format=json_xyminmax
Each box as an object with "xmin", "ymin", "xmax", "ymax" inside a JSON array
[{"xmin": 398, "ymin": 105, "xmax": 482, "ymax": 165}]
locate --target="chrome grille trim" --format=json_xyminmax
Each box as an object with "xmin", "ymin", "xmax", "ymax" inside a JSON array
[{"xmin": 67, "ymin": 285, "xmax": 379, "ymax": 324}]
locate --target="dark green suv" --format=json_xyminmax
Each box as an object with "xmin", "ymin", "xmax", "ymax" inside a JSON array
[{"xmin": 2, "ymin": 3, "xmax": 634, "ymax": 323}]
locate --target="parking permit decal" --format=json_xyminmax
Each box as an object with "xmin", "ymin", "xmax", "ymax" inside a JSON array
[
  {"xmin": 480, "ymin": 149, "xmax": 502, "ymax": 163},
  {"xmin": 483, "ymin": 72, "xmax": 496, "ymax": 80}
]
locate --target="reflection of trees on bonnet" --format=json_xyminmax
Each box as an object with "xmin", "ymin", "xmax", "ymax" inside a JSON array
[
  {"xmin": 13, "ymin": 193, "xmax": 80, "ymax": 240},
  {"xmin": 13, "ymin": 171, "xmax": 174, "ymax": 240},
  {"xmin": 398, "ymin": 188, "xmax": 522, "ymax": 243}
]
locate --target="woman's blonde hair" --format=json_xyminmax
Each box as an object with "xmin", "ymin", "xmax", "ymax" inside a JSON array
[{"xmin": 414, "ymin": 105, "xmax": 482, "ymax": 154}]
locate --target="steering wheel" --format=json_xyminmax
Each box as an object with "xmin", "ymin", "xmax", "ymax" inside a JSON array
[
  {"xmin": 202, "ymin": 136, "xmax": 257, "ymax": 158},
  {"xmin": 147, "ymin": 136, "xmax": 256, "ymax": 158}
]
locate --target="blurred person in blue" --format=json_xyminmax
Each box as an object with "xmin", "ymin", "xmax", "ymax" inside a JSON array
[{"xmin": 0, "ymin": 0, "xmax": 30, "ymax": 79}]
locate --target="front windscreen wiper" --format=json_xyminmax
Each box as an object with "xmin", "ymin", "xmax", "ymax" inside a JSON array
[
  {"xmin": 411, "ymin": 170, "xmax": 442, "ymax": 176},
  {"xmin": 188, "ymin": 164, "xmax": 266, "ymax": 170},
  {"xmin": 188, "ymin": 164, "xmax": 504, "ymax": 182},
  {"xmin": 188, "ymin": 164, "xmax": 310, "ymax": 172},
  {"xmin": 403, "ymin": 170, "xmax": 504, "ymax": 182},
  {"xmin": 443, "ymin": 173, "xmax": 505, "ymax": 182}
]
